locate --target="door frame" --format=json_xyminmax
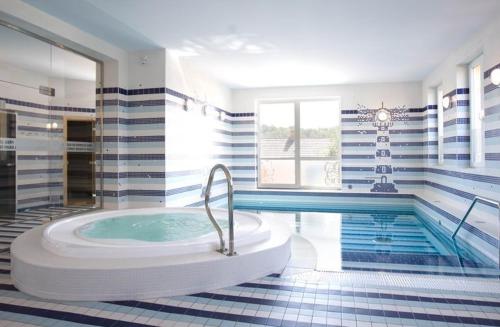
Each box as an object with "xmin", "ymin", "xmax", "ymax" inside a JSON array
[{"xmin": 63, "ymin": 116, "xmax": 96, "ymax": 206}]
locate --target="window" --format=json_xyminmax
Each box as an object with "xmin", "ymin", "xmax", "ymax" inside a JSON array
[
  {"xmin": 436, "ymin": 85, "xmax": 444, "ymax": 165},
  {"xmin": 257, "ymin": 98, "xmax": 341, "ymax": 189},
  {"xmin": 469, "ymin": 55, "xmax": 484, "ymax": 167}
]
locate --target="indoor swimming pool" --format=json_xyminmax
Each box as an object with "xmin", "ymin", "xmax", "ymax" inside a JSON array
[
  {"xmin": 235, "ymin": 204, "xmax": 499, "ymax": 278},
  {"xmin": 2, "ymin": 0, "xmax": 500, "ymax": 325}
]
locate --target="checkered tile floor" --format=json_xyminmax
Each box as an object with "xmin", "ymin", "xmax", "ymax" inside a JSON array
[
  {"xmin": 0, "ymin": 207, "xmax": 93, "ymax": 252},
  {"xmin": 1, "ymin": 210, "xmax": 500, "ymax": 326}
]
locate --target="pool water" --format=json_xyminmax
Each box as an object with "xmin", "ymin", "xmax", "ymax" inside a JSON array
[
  {"xmin": 341, "ymin": 212, "xmax": 449, "ymax": 255},
  {"xmin": 77, "ymin": 213, "xmax": 228, "ymax": 242},
  {"xmin": 235, "ymin": 206, "xmax": 499, "ymax": 278}
]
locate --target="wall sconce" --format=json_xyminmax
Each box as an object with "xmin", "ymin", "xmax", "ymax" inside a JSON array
[
  {"xmin": 185, "ymin": 98, "xmax": 208, "ymax": 114},
  {"xmin": 46, "ymin": 122, "xmax": 58, "ymax": 130},
  {"xmin": 442, "ymin": 96, "xmax": 451, "ymax": 109},
  {"xmin": 491, "ymin": 67, "xmax": 500, "ymax": 86},
  {"xmin": 184, "ymin": 98, "xmax": 192, "ymax": 111}
]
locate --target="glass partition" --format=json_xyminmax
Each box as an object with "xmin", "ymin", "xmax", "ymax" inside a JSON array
[{"xmin": 0, "ymin": 23, "xmax": 102, "ymax": 219}]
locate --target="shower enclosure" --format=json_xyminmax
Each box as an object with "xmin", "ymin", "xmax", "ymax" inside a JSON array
[{"xmin": 0, "ymin": 22, "xmax": 103, "ymax": 218}]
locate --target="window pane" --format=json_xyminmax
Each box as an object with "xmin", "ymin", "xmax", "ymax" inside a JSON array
[
  {"xmin": 469, "ymin": 59, "xmax": 483, "ymax": 167},
  {"xmin": 259, "ymin": 102, "xmax": 295, "ymax": 158},
  {"xmin": 258, "ymin": 102, "xmax": 296, "ymax": 185},
  {"xmin": 259, "ymin": 159, "xmax": 295, "ymax": 185},
  {"xmin": 299, "ymin": 100, "xmax": 340, "ymax": 158},
  {"xmin": 299, "ymin": 100, "xmax": 341, "ymax": 188},
  {"xmin": 301, "ymin": 159, "xmax": 341, "ymax": 188},
  {"xmin": 437, "ymin": 87, "xmax": 444, "ymax": 165}
]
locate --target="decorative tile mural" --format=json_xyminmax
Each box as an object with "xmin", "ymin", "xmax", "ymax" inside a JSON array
[{"xmin": 356, "ymin": 103, "xmax": 409, "ymax": 193}]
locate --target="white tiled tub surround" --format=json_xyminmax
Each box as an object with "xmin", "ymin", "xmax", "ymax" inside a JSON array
[{"xmin": 10, "ymin": 207, "xmax": 292, "ymax": 301}]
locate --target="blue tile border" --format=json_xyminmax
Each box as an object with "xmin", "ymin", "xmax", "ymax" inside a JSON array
[
  {"xmin": 0, "ymin": 96, "xmax": 95, "ymax": 113},
  {"xmin": 235, "ymin": 190, "xmax": 414, "ymax": 198},
  {"xmin": 99, "ymin": 86, "xmax": 241, "ymax": 116}
]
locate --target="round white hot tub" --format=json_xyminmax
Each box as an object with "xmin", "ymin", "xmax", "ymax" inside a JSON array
[
  {"xmin": 11, "ymin": 208, "xmax": 291, "ymax": 301},
  {"xmin": 42, "ymin": 208, "xmax": 270, "ymax": 258}
]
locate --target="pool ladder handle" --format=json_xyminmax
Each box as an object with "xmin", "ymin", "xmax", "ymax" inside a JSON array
[
  {"xmin": 451, "ymin": 195, "xmax": 500, "ymax": 270},
  {"xmin": 204, "ymin": 164, "xmax": 236, "ymax": 256}
]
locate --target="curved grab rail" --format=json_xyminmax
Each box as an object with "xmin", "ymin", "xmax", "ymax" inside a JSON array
[
  {"xmin": 451, "ymin": 196, "xmax": 500, "ymax": 270},
  {"xmin": 452, "ymin": 196, "xmax": 500, "ymax": 240},
  {"xmin": 204, "ymin": 164, "xmax": 236, "ymax": 256}
]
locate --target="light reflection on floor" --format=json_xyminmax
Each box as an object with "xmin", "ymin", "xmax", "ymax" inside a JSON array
[{"xmin": 258, "ymin": 211, "xmax": 343, "ymax": 271}]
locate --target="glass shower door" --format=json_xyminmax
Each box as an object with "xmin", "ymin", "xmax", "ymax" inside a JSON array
[
  {"xmin": 0, "ymin": 23, "xmax": 101, "ymax": 219},
  {"xmin": 0, "ymin": 24, "xmax": 54, "ymax": 217}
]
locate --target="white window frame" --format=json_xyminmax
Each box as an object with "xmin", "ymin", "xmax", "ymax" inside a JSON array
[
  {"xmin": 256, "ymin": 97, "xmax": 342, "ymax": 190},
  {"xmin": 469, "ymin": 55, "xmax": 485, "ymax": 167},
  {"xmin": 436, "ymin": 85, "xmax": 444, "ymax": 165}
]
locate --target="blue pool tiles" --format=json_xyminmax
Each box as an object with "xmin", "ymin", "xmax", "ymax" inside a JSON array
[{"xmin": 232, "ymin": 205, "xmax": 499, "ymax": 278}]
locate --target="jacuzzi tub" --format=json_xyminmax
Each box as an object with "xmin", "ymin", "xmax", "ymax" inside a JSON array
[
  {"xmin": 11, "ymin": 207, "xmax": 291, "ymax": 301},
  {"xmin": 42, "ymin": 208, "xmax": 270, "ymax": 258}
]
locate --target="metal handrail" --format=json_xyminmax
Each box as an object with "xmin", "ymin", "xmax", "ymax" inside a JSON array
[
  {"xmin": 204, "ymin": 164, "xmax": 236, "ymax": 256},
  {"xmin": 452, "ymin": 196, "xmax": 500, "ymax": 240}
]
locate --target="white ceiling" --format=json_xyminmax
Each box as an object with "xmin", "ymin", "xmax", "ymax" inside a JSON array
[{"xmin": 22, "ymin": 0, "xmax": 500, "ymax": 88}]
